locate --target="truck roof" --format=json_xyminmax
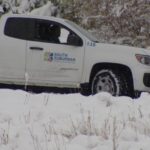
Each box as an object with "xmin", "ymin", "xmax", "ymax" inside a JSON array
[{"xmin": 2, "ymin": 14, "xmax": 66, "ymax": 23}]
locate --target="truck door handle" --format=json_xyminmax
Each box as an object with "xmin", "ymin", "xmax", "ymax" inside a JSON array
[{"xmin": 30, "ymin": 47, "xmax": 43, "ymax": 51}]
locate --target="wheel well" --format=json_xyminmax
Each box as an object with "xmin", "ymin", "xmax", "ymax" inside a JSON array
[{"xmin": 89, "ymin": 63, "xmax": 134, "ymax": 90}]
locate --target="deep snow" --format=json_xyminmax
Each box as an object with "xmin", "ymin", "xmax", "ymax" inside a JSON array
[{"xmin": 0, "ymin": 89, "xmax": 150, "ymax": 150}]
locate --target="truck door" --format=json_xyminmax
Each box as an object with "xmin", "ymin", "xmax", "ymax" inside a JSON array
[
  {"xmin": 26, "ymin": 19, "xmax": 84, "ymax": 87},
  {"xmin": 0, "ymin": 17, "xmax": 27, "ymax": 83}
]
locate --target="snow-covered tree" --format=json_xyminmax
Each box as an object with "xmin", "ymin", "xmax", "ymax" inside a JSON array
[{"xmin": 60, "ymin": 0, "xmax": 150, "ymax": 48}]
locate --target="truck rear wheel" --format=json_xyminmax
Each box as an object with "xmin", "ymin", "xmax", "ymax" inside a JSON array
[{"xmin": 91, "ymin": 69, "xmax": 130, "ymax": 96}]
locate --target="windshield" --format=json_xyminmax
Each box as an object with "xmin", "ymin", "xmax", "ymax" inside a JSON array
[{"xmin": 65, "ymin": 20, "xmax": 99, "ymax": 42}]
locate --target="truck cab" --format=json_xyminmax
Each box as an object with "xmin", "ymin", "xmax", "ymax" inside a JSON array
[{"xmin": 0, "ymin": 15, "xmax": 86, "ymax": 87}]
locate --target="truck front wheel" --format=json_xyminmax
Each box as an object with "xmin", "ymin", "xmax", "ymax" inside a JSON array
[{"xmin": 91, "ymin": 69, "xmax": 130, "ymax": 96}]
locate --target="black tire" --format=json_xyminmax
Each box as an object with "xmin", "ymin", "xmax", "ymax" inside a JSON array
[
  {"xmin": 91, "ymin": 69, "xmax": 131, "ymax": 96},
  {"xmin": 80, "ymin": 84, "xmax": 91, "ymax": 96}
]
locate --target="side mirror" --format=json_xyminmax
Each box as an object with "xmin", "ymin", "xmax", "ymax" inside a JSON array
[{"xmin": 67, "ymin": 33, "xmax": 83, "ymax": 46}]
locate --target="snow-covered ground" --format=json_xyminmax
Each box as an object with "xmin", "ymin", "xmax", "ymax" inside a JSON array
[
  {"xmin": 0, "ymin": 1, "xmax": 149, "ymax": 149},
  {"xmin": 0, "ymin": 89, "xmax": 150, "ymax": 150}
]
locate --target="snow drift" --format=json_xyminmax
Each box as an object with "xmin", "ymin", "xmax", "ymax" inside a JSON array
[{"xmin": 0, "ymin": 89, "xmax": 150, "ymax": 150}]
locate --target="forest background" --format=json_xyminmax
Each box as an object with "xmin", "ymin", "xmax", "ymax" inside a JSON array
[{"xmin": 0, "ymin": 0, "xmax": 150, "ymax": 48}]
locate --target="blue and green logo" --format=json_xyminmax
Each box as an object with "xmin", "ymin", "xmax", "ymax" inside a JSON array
[{"xmin": 44, "ymin": 52, "xmax": 76, "ymax": 63}]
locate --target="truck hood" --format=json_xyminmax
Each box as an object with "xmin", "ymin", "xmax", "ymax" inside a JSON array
[{"xmin": 95, "ymin": 43, "xmax": 149, "ymax": 55}]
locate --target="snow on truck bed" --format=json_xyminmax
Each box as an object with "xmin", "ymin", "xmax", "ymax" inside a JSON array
[{"xmin": 0, "ymin": 89, "xmax": 150, "ymax": 150}]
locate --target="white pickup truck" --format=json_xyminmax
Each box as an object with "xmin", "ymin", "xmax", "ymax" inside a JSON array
[{"xmin": 0, "ymin": 14, "xmax": 150, "ymax": 97}]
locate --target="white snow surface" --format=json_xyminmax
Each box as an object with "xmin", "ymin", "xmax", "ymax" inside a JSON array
[
  {"xmin": 30, "ymin": 1, "xmax": 57, "ymax": 16},
  {"xmin": 0, "ymin": 89, "xmax": 150, "ymax": 150}
]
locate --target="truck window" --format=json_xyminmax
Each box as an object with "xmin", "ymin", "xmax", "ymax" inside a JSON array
[
  {"xmin": 4, "ymin": 17, "xmax": 83, "ymax": 46},
  {"xmin": 34, "ymin": 20, "xmax": 82, "ymax": 46},
  {"xmin": 4, "ymin": 17, "xmax": 34, "ymax": 40}
]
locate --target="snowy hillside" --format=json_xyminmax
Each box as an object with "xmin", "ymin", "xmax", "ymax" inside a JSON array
[{"xmin": 0, "ymin": 89, "xmax": 150, "ymax": 150}]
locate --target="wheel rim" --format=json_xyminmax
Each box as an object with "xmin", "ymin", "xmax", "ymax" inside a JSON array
[
  {"xmin": 96, "ymin": 76, "xmax": 115, "ymax": 94},
  {"xmin": 92, "ymin": 70, "xmax": 119, "ymax": 96}
]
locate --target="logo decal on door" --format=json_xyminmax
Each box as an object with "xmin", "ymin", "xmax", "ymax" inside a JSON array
[{"xmin": 44, "ymin": 52, "xmax": 76, "ymax": 63}]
